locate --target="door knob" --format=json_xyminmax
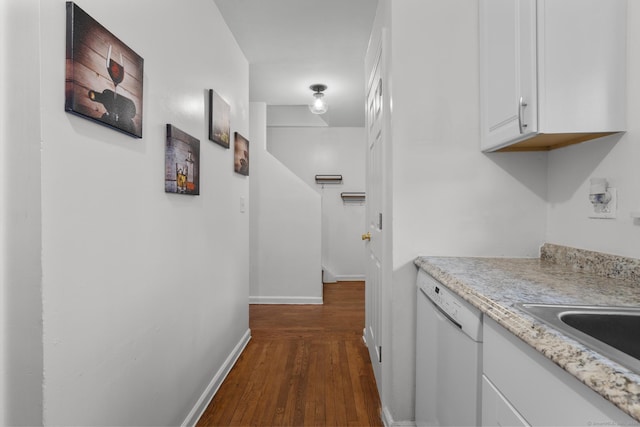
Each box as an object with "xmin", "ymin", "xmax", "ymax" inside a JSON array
[{"xmin": 361, "ymin": 232, "xmax": 371, "ymax": 241}]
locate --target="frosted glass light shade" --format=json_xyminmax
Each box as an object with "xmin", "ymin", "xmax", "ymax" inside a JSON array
[{"xmin": 309, "ymin": 93, "xmax": 328, "ymax": 114}]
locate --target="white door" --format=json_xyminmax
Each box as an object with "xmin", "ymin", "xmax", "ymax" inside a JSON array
[
  {"xmin": 479, "ymin": 0, "xmax": 537, "ymax": 151},
  {"xmin": 364, "ymin": 44, "xmax": 384, "ymax": 388}
]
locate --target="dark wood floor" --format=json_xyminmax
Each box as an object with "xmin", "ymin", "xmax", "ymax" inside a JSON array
[{"xmin": 197, "ymin": 281, "xmax": 383, "ymax": 426}]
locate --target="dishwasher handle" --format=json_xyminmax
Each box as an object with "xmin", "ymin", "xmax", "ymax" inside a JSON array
[{"xmin": 420, "ymin": 287, "xmax": 462, "ymax": 330}]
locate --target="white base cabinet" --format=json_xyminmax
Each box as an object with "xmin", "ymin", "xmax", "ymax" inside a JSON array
[
  {"xmin": 482, "ymin": 317, "xmax": 637, "ymax": 426},
  {"xmin": 482, "ymin": 375, "xmax": 530, "ymax": 427},
  {"xmin": 479, "ymin": 0, "xmax": 627, "ymax": 152}
]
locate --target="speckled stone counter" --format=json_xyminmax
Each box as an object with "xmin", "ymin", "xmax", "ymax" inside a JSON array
[{"xmin": 414, "ymin": 244, "xmax": 640, "ymax": 422}]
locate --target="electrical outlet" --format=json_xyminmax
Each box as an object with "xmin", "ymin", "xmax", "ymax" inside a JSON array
[{"xmin": 589, "ymin": 187, "xmax": 617, "ymax": 219}]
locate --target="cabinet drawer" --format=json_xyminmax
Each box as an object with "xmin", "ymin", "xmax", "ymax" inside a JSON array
[{"xmin": 482, "ymin": 375, "xmax": 530, "ymax": 427}]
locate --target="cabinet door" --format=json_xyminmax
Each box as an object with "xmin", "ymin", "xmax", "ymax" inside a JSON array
[{"xmin": 479, "ymin": 0, "xmax": 537, "ymax": 152}]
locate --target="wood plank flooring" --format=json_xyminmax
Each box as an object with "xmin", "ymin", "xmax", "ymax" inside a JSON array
[{"xmin": 197, "ymin": 281, "xmax": 383, "ymax": 427}]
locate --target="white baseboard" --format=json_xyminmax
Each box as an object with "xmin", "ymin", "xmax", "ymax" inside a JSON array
[
  {"xmin": 249, "ymin": 296, "xmax": 323, "ymax": 305},
  {"xmin": 334, "ymin": 274, "xmax": 365, "ymax": 281},
  {"xmin": 381, "ymin": 406, "xmax": 415, "ymax": 427},
  {"xmin": 322, "ymin": 269, "xmax": 337, "ymax": 283},
  {"xmin": 322, "ymin": 267, "xmax": 364, "ymax": 283},
  {"xmin": 181, "ymin": 329, "xmax": 251, "ymax": 427}
]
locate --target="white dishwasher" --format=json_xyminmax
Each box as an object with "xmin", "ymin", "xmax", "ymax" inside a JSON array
[{"xmin": 415, "ymin": 269, "xmax": 483, "ymax": 426}]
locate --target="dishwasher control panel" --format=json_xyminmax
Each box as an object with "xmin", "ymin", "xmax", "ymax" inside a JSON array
[
  {"xmin": 417, "ymin": 269, "xmax": 483, "ymax": 341},
  {"xmin": 423, "ymin": 281, "xmax": 463, "ymax": 320}
]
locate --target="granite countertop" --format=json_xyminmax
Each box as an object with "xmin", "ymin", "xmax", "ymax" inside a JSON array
[{"xmin": 414, "ymin": 244, "xmax": 640, "ymax": 422}]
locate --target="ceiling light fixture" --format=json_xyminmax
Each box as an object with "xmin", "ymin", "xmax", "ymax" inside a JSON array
[{"xmin": 309, "ymin": 84, "xmax": 328, "ymax": 115}]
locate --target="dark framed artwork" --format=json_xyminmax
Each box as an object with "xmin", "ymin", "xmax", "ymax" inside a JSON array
[
  {"xmin": 234, "ymin": 132, "xmax": 249, "ymax": 176},
  {"xmin": 208, "ymin": 89, "xmax": 231, "ymax": 148},
  {"xmin": 65, "ymin": 2, "xmax": 144, "ymax": 138},
  {"xmin": 165, "ymin": 125, "xmax": 200, "ymax": 195}
]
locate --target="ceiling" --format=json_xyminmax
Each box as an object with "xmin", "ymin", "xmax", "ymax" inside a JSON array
[{"xmin": 214, "ymin": 0, "xmax": 379, "ymax": 127}]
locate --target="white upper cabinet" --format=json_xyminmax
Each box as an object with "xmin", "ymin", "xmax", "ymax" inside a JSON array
[{"xmin": 479, "ymin": 0, "xmax": 627, "ymax": 152}]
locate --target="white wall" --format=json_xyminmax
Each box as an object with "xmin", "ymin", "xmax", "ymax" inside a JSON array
[
  {"xmin": 250, "ymin": 107, "xmax": 323, "ymax": 304},
  {"xmin": 546, "ymin": 135, "xmax": 640, "ymax": 258},
  {"xmin": 369, "ymin": 0, "xmax": 548, "ymax": 423},
  {"xmin": 0, "ymin": 4, "xmax": 4, "ymax": 416},
  {"xmin": 267, "ymin": 127, "xmax": 366, "ymax": 280},
  {"xmin": 30, "ymin": 1, "xmax": 250, "ymax": 425},
  {"xmin": 546, "ymin": 2, "xmax": 640, "ymax": 259},
  {"xmin": 267, "ymin": 105, "xmax": 329, "ymax": 127},
  {"xmin": 1, "ymin": 0, "xmax": 44, "ymax": 425}
]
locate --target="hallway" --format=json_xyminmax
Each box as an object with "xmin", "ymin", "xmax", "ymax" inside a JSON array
[{"xmin": 197, "ymin": 282, "xmax": 383, "ymax": 426}]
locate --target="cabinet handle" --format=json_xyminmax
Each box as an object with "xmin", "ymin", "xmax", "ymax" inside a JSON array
[{"xmin": 518, "ymin": 97, "xmax": 528, "ymax": 134}]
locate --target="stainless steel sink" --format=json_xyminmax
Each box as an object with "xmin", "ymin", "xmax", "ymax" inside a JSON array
[{"xmin": 516, "ymin": 303, "xmax": 640, "ymax": 374}]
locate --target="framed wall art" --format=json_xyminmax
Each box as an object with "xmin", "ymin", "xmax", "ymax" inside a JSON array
[
  {"xmin": 234, "ymin": 132, "xmax": 249, "ymax": 176},
  {"xmin": 165, "ymin": 124, "xmax": 200, "ymax": 195},
  {"xmin": 65, "ymin": 2, "xmax": 144, "ymax": 138},
  {"xmin": 208, "ymin": 89, "xmax": 231, "ymax": 148}
]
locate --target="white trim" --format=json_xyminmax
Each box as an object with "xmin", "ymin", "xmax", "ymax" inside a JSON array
[
  {"xmin": 322, "ymin": 268, "xmax": 365, "ymax": 283},
  {"xmin": 181, "ymin": 329, "xmax": 251, "ymax": 427},
  {"xmin": 322, "ymin": 268, "xmax": 337, "ymax": 283},
  {"xmin": 249, "ymin": 296, "xmax": 323, "ymax": 305},
  {"xmin": 334, "ymin": 274, "xmax": 365, "ymax": 281},
  {"xmin": 381, "ymin": 406, "xmax": 415, "ymax": 427}
]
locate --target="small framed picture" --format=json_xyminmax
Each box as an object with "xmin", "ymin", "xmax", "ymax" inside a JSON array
[
  {"xmin": 65, "ymin": 2, "xmax": 144, "ymax": 138},
  {"xmin": 234, "ymin": 132, "xmax": 249, "ymax": 176},
  {"xmin": 208, "ymin": 89, "xmax": 231, "ymax": 148},
  {"xmin": 165, "ymin": 124, "xmax": 200, "ymax": 195}
]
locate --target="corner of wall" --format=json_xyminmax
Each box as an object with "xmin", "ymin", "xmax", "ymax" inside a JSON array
[{"xmin": 1, "ymin": 0, "xmax": 44, "ymax": 425}]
